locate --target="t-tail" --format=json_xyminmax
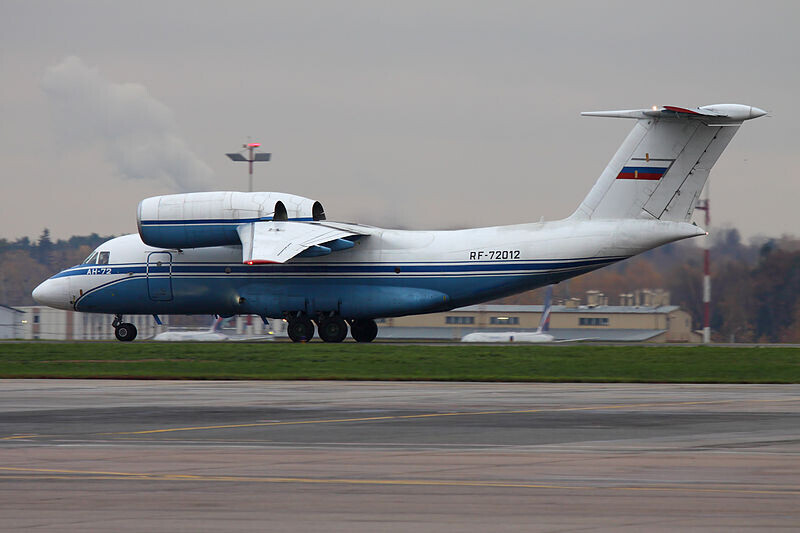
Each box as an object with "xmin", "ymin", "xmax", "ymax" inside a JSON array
[
  {"xmin": 536, "ymin": 285, "xmax": 553, "ymax": 334},
  {"xmin": 572, "ymin": 104, "xmax": 766, "ymax": 222}
]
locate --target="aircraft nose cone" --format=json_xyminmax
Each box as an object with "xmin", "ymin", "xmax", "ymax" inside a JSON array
[
  {"xmin": 32, "ymin": 278, "xmax": 69, "ymax": 309},
  {"xmin": 750, "ymin": 106, "xmax": 767, "ymax": 119}
]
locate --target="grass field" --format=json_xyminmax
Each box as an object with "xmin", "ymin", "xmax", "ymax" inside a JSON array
[{"xmin": 1, "ymin": 342, "xmax": 799, "ymax": 382}]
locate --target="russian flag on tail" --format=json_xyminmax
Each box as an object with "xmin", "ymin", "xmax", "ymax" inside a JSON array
[{"xmin": 615, "ymin": 166, "xmax": 669, "ymax": 180}]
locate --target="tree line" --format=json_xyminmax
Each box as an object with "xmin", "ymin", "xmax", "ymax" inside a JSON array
[
  {"xmin": 0, "ymin": 230, "xmax": 111, "ymax": 307},
  {"xmin": 495, "ymin": 228, "xmax": 800, "ymax": 343},
  {"xmin": 3, "ymin": 228, "xmax": 799, "ymax": 342}
]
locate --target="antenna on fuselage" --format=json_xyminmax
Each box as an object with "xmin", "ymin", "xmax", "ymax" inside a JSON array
[{"xmin": 226, "ymin": 140, "xmax": 272, "ymax": 192}]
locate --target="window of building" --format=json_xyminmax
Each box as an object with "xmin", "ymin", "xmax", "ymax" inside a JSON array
[
  {"xmin": 490, "ymin": 316, "xmax": 519, "ymax": 325},
  {"xmin": 33, "ymin": 315, "xmax": 40, "ymax": 324},
  {"xmin": 446, "ymin": 316, "xmax": 475, "ymax": 325},
  {"xmin": 579, "ymin": 317, "xmax": 609, "ymax": 326}
]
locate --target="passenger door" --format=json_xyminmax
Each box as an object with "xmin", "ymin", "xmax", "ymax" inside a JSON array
[{"xmin": 146, "ymin": 252, "xmax": 173, "ymax": 301}]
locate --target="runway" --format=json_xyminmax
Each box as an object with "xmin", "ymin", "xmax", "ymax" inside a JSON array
[{"xmin": 1, "ymin": 381, "xmax": 799, "ymax": 531}]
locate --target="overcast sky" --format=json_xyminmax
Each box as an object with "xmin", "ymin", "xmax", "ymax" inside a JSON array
[{"xmin": 1, "ymin": 1, "xmax": 797, "ymax": 241}]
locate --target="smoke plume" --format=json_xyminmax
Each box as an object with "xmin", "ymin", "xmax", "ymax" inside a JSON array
[{"xmin": 41, "ymin": 56, "xmax": 214, "ymax": 191}]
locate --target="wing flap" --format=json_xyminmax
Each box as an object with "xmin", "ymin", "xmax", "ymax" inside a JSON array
[{"xmin": 237, "ymin": 221, "xmax": 365, "ymax": 264}]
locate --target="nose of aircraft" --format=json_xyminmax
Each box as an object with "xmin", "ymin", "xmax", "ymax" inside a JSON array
[{"xmin": 32, "ymin": 277, "xmax": 70, "ymax": 310}]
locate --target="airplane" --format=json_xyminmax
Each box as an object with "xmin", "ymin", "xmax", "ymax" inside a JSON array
[
  {"xmin": 151, "ymin": 316, "xmax": 229, "ymax": 341},
  {"xmin": 32, "ymin": 103, "xmax": 766, "ymax": 342},
  {"xmin": 150, "ymin": 316, "xmax": 276, "ymax": 342},
  {"xmin": 461, "ymin": 285, "xmax": 556, "ymax": 343}
]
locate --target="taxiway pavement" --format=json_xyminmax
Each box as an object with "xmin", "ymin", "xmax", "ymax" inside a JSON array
[{"xmin": 1, "ymin": 380, "xmax": 799, "ymax": 531}]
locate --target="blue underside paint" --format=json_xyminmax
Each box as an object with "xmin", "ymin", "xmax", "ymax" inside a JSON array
[{"xmin": 71, "ymin": 256, "xmax": 621, "ymax": 318}]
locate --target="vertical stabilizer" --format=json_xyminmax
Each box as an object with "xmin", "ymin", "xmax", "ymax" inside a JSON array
[
  {"xmin": 537, "ymin": 285, "xmax": 553, "ymax": 334},
  {"xmin": 572, "ymin": 104, "xmax": 764, "ymax": 222}
]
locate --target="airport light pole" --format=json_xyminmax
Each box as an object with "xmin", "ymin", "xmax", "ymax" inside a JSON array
[
  {"xmin": 226, "ymin": 142, "xmax": 271, "ymax": 192},
  {"xmin": 696, "ymin": 185, "xmax": 711, "ymax": 344},
  {"xmin": 226, "ymin": 142, "xmax": 271, "ymax": 334}
]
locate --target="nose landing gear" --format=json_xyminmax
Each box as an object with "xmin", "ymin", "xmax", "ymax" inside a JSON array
[{"xmin": 112, "ymin": 314, "xmax": 138, "ymax": 342}]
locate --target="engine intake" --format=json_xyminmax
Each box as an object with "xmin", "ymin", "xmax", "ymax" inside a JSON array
[{"xmin": 137, "ymin": 191, "xmax": 326, "ymax": 249}]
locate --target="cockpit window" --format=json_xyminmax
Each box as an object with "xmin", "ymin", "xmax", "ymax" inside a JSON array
[
  {"xmin": 83, "ymin": 251, "xmax": 99, "ymax": 264},
  {"xmin": 98, "ymin": 251, "xmax": 110, "ymax": 265}
]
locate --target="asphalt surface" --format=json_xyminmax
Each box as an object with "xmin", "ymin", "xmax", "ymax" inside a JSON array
[{"xmin": 1, "ymin": 380, "xmax": 799, "ymax": 531}]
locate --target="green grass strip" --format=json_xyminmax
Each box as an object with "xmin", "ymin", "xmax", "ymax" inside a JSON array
[{"xmin": 0, "ymin": 343, "xmax": 799, "ymax": 383}]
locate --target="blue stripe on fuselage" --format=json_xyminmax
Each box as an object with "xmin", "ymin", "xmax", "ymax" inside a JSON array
[
  {"xmin": 71, "ymin": 256, "xmax": 623, "ymax": 317},
  {"xmin": 54, "ymin": 255, "xmax": 624, "ymax": 278},
  {"xmin": 139, "ymin": 216, "xmax": 315, "ymax": 225}
]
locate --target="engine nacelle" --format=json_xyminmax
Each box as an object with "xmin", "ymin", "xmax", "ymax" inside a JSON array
[{"xmin": 137, "ymin": 191, "xmax": 326, "ymax": 249}]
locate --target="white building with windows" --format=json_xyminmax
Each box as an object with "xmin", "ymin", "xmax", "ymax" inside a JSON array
[
  {"xmin": 0, "ymin": 305, "xmax": 25, "ymax": 339},
  {"xmin": 16, "ymin": 306, "xmax": 166, "ymax": 340},
  {"xmin": 14, "ymin": 306, "xmax": 285, "ymax": 341}
]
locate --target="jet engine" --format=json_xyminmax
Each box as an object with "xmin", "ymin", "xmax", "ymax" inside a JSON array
[{"xmin": 137, "ymin": 191, "xmax": 326, "ymax": 249}]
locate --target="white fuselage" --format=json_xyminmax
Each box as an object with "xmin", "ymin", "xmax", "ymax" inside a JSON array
[{"xmin": 32, "ymin": 217, "xmax": 704, "ymax": 319}]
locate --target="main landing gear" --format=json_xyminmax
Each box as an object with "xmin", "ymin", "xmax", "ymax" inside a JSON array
[
  {"xmin": 318, "ymin": 316, "xmax": 348, "ymax": 343},
  {"xmin": 112, "ymin": 314, "xmax": 137, "ymax": 342},
  {"xmin": 285, "ymin": 315, "xmax": 378, "ymax": 343},
  {"xmin": 350, "ymin": 319, "xmax": 378, "ymax": 343},
  {"xmin": 287, "ymin": 316, "xmax": 315, "ymax": 343}
]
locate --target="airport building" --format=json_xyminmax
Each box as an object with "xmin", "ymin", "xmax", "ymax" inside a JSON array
[
  {"xmin": 376, "ymin": 289, "xmax": 702, "ymax": 342},
  {"xmin": 15, "ymin": 306, "xmax": 167, "ymax": 341},
  {"xmin": 0, "ymin": 305, "xmax": 25, "ymax": 339},
  {"xmin": 13, "ymin": 306, "xmax": 283, "ymax": 341}
]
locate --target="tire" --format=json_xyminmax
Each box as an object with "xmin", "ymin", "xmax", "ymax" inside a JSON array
[
  {"xmin": 318, "ymin": 316, "xmax": 348, "ymax": 343},
  {"xmin": 287, "ymin": 318, "xmax": 315, "ymax": 342},
  {"xmin": 115, "ymin": 323, "xmax": 137, "ymax": 342},
  {"xmin": 350, "ymin": 319, "xmax": 378, "ymax": 343}
]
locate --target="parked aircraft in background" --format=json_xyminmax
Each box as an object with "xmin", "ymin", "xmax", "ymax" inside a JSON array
[
  {"xmin": 151, "ymin": 316, "xmax": 230, "ymax": 342},
  {"xmin": 151, "ymin": 316, "xmax": 275, "ymax": 342},
  {"xmin": 461, "ymin": 286, "xmax": 555, "ymax": 343},
  {"xmin": 32, "ymin": 104, "xmax": 765, "ymax": 342}
]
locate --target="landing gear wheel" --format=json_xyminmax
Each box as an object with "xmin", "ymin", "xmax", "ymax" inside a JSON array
[
  {"xmin": 350, "ymin": 319, "xmax": 378, "ymax": 343},
  {"xmin": 318, "ymin": 316, "xmax": 348, "ymax": 343},
  {"xmin": 114, "ymin": 322, "xmax": 137, "ymax": 342},
  {"xmin": 287, "ymin": 317, "xmax": 315, "ymax": 342}
]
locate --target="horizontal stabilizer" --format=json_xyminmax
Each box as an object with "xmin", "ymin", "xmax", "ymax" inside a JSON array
[
  {"xmin": 237, "ymin": 221, "xmax": 368, "ymax": 264},
  {"xmin": 581, "ymin": 103, "xmax": 765, "ymax": 122}
]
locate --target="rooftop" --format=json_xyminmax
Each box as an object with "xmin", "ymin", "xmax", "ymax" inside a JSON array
[{"xmin": 454, "ymin": 304, "xmax": 680, "ymax": 314}]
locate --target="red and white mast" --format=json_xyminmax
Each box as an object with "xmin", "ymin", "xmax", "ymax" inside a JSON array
[{"xmin": 696, "ymin": 184, "xmax": 711, "ymax": 344}]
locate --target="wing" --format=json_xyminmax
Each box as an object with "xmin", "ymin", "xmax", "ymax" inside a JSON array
[{"xmin": 237, "ymin": 221, "xmax": 370, "ymax": 264}]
